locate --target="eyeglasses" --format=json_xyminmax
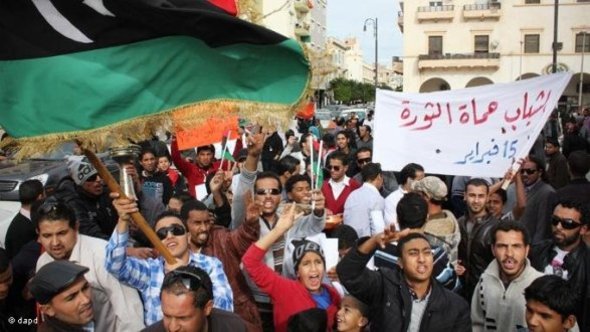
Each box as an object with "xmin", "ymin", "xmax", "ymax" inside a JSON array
[
  {"xmin": 520, "ymin": 168, "xmax": 538, "ymax": 175},
  {"xmin": 255, "ymin": 188, "xmax": 281, "ymax": 196},
  {"xmin": 551, "ymin": 216, "xmax": 582, "ymax": 230},
  {"xmin": 156, "ymin": 224, "xmax": 187, "ymax": 240},
  {"xmin": 326, "ymin": 165, "xmax": 341, "ymax": 171},
  {"xmin": 357, "ymin": 157, "xmax": 371, "ymax": 165}
]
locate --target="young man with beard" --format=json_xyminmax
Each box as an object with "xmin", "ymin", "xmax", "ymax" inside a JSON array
[
  {"xmin": 139, "ymin": 148, "xmax": 173, "ymax": 205},
  {"xmin": 180, "ymin": 197, "xmax": 262, "ymax": 331},
  {"xmin": 471, "ymin": 221, "xmax": 542, "ymax": 331},
  {"xmin": 105, "ymin": 206, "xmax": 233, "ymax": 327},
  {"xmin": 30, "ymin": 261, "xmax": 95, "ymax": 332},
  {"xmin": 530, "ymin": 199, "xmax": 589, "ymax": 331},
  {"xmin": 337, "ymin": 231, "xmax": 470, "ymax": 331},
  {"xmin": 544, "ymin": 138, "xmax": 570, "ymax": 190},
  {"xmin": 35, "ymin": 200, "xmax": 145, "ymax": 332},
  {"xmin": 457, "ymin": 178, "xmax": 499, "ymax": 300},
  {"xmin": 231, "ymin": 132, "xmax": 326, "ymax": 331}
]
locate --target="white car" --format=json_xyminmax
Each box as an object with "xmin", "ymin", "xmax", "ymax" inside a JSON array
[
  {"xmin": 340, "ymin": 108, "xmax": 368, "ymax": 121},
  {"xmin": 0, "ymin": 201, "xmax": 21, "ymax": 248}
]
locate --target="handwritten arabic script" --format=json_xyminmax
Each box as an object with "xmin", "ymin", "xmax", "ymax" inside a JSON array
[{"xmin": 399, "ymin": 89, "xmax": 552, "ymax": 133}]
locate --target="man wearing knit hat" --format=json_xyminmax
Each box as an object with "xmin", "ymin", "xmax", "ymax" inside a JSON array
[
  {"xmin": 30, "ymin": 260, "xmax": 95, "ymax": 331},
  {"xmin": 412, "ymin": 176, "xmax": 461, "ymax": 263},
  {"xmin": 53, "ymin": 156, "xmax": 118, "ymax": 239}
]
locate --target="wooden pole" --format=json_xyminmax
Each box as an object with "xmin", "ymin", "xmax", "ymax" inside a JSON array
[{"xmin": 82, "ymin": 147, "xmax": 176, "ymax": 264}]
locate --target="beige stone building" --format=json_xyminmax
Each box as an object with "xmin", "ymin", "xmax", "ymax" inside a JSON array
[{"xmin": 398, "ymin": 0, "xmax": 589, "ymax": 108}]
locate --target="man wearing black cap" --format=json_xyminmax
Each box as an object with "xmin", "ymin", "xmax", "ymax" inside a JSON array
[
  {"xmin": 544, "ymin": 138, "xmax": 570, "ymax": 189},
  {"xmin": 29, "ymin": 261, "xmax": 94, "ymax": 332}
]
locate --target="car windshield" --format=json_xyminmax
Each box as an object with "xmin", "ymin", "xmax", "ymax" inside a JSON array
[
  {"xmin": 29, "ymin": 142, "xmax": 77, "ymax": 160},
  {"xmin": 316, "ymin": 112, "xmax": 332, "ymax": 120}
]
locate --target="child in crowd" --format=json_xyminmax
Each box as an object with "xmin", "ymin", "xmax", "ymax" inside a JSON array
[
  {"xmin": 336, "ymin": 295, "xmax": 370, "ymax": 332},
  {"xmin": 157, "ymin": 154, "xmax": 186, "ymax": 194}
]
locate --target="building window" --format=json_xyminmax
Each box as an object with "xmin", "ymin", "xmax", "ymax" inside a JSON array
[
  {"xmin": 474, "ymin": 35, "xmax": 489, "ymax": 54},
  {"xmin": 430, "ymin": 1, "xmax": 443, "ymax": 6},
  {"xmin": 524, "ymin": 34, "xmax": 540, "ymax": 53},
  {"xmin": 428, "ymin": 36, "xmax": 443, "ymax": 55},
  {"xmin": 525, "ymin": 0, "xmax": 540, "ymax": 3},
  {"xmin": 575, "ymin": 33, "xmax": 590, "ymax": 52}
]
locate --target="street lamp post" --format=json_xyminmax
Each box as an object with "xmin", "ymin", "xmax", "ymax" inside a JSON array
[
  {"xmin": 363, "ymin": 17, "xmax": 378, "ymax": 90},
  {"xmin": 580, "ymin": 32, "xmax": 586, "ymax": 109},
  {"xmin": 552, "ymin": 0, "xmax": 559, "ymax": 73}
]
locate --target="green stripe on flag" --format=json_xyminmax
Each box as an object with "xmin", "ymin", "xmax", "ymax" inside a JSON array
[
  {"xmin": 0, "ymin": 36, "xmax": 308, "ymax": 139},
  {"xmin": 222, "ymin": 149, "xmax": 235, "ymax": 162}
]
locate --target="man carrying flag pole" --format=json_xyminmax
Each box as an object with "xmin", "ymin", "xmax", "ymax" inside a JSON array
[{"xmin": 0, "ymin": 0, "xmax": 311, "ymax": 263}]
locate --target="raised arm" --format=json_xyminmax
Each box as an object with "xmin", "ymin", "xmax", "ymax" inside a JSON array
[{"xmin": 231, "ymin": 132, "xmax": 265, "ymax": 229}]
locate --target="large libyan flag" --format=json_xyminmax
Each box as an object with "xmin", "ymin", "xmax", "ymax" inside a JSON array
[{"xmin": 0, "ymin": 0, "xmax": 309, "ymax": 155}]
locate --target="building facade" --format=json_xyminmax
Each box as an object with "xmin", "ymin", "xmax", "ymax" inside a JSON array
[{"xmin": 398, "ymin": 0, "xmax": 589, "ymax": 108}]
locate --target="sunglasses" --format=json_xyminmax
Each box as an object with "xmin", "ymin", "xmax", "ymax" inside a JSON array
[
  {"xmin": 357, "ymin": 157, "xmax": 371, "ymax": 165},
  {"xmin": 86, "ymin": 174, "xmax": 99, "ymax": 182},
  {"xmin": 255, "ymin": 188, "xmax": 281, "ymax": 196},
  {"xmin": 551, "ymin": 216, "xmax": 582, "ymax": 230},
  {"xmin": 156, "ymin": 224, "xmax": 187, "ymax": 240},
  {"xmin": 520, "ymin": 168, "xmax": 538, "ymax": 175},
  {"xmin": 326, "ymin": 165, "xmax": 341, "ymax": 171},
  {"xmin": 37, "ymin": 199, "xmax": 64, "ymax": 215},
  {"xmin": 168, "ymin": 269, "xmax": 202, "ymax": 289}
]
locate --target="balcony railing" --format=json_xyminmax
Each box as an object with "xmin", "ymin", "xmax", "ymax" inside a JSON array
[
  {"xmin": 419, "ymin": 52, "xmax": 500, "ymax": 60},
  {"xmin": 416, "ymin": 5, "xmax": 454, "ymax": 22},
  {"xmin": 417, "ymin": 5, "xmax": 454, "ymax": 12},
  {"xmin": 463, "ymin": 2, "xmax": 501, "ymax": 20},
  {"xmin": 418, "ymin": 52, "xmax": 500, "ymax": 70}
]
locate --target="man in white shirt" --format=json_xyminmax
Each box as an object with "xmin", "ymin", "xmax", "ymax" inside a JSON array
[
  {"xmin": 343, "ymin": 163, "xmax": 385, "ymax": 237},
  {"xmin": 35, "ymin": 200, "xmax": 145, "ymax": 331},
  {"xmin": 321, "ymin": 151, "xmax": 361, "ymax": 216},
  {"xmin": 384, "ymin": 163, "xmax": 424, "ymax": 230}
]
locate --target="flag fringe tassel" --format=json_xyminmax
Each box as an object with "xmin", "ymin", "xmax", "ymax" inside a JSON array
[{"xmin": 2, "ymin": 95, "xmax": 310, "ymax": 160}]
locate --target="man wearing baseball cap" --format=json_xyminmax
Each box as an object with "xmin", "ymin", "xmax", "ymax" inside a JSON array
[
  {"xmin": 29, "ymin": 260, "xmax": 94, "ymax": 332},
  {"xmin": 411, "ymin": 176, "xmax": 461, "ymax": 264}
]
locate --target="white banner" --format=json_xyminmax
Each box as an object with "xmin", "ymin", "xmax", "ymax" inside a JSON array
[{"xmin": 373, "ymin": 72, "xmax": 572, "ymax": 177}]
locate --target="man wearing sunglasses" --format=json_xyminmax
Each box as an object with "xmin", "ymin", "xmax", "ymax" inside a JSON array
[
  {"xmin": 321, "ymin": 151, "xmax": 360, "ymax": 216},
  {"xmin": 142, "ymin": 266, "xmax": 246, "ymax": 332},
  {"xmin": 231, "ymin": 132, "xmax": 326, "ymax": 331},
  {"xmin": 105, "ymin": 207, "xmax": 233, "ymax": 327},
  {"xmin": 517, "ymin": 156, "xmax": 555, "ymax": 244},
  {"xmin": 351, "ymin": 148, "xmax": 399, "ymax": 198},
  {"xmin": 530, "ymin": 198, "xmax": 589, "ymax": 331}
]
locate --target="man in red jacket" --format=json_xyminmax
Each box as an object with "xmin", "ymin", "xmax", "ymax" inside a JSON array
[
  {"xmin": 171, "ymin": 137, "xmax": 221, "ymax": 199},
  {"xmin": 321, "ymin": 151, "xmax": 360, "ymax": 215}
]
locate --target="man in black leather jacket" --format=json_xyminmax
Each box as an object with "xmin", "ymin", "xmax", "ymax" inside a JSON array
[
  {"xmin": 457, "ymin": 178, "xmax": 499, "ymax": 300},
  {"xmin": 337, "ymin": 231, "xmax": 470, "ymax": 332},
  {"xmin": 529, "ymin": 198, "xmax": 589, "ymax": 331}
]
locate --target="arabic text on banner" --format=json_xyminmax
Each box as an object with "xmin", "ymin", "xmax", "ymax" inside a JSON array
[{"xmin": 373, "ymin": 72, "xmax": 572, "ymax": 177}]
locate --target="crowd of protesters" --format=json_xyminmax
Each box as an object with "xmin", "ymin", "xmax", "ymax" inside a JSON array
[{"xmin": 0, "ymin": 107, "xmax": 589, "ymax": 332}]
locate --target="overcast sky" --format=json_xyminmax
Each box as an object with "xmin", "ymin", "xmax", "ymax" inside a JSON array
[{"xmin": 327, "ymin": 0, "xmax": 403, "ymax": 65}]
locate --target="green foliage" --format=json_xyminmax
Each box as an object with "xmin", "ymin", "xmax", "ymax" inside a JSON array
[{"xmin": 329, "ymin": 78, "xmax": 378, "ymax": 104}]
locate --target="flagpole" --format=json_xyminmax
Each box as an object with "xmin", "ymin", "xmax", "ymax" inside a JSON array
[
  {"xmin": 315, "ymin": 142, "xmax": 323, "ymax": 190},
  {"xmin": 82, "ymin": 146, "xmax": 176, "ymax": 264}
]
